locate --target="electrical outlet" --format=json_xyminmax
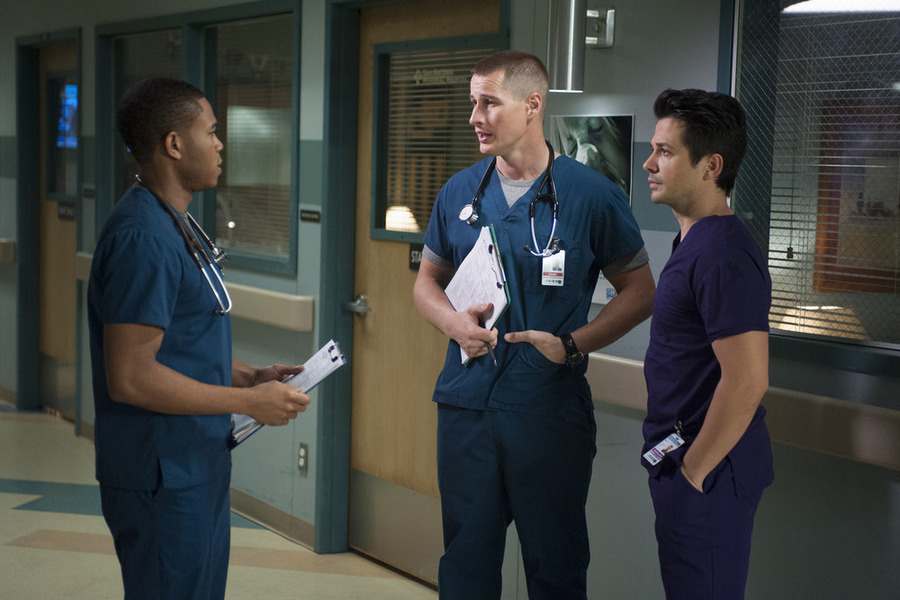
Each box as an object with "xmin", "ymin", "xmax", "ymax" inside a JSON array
[{"xmin": 297, "ymin": 442, "xmax": 309, "ymax": 474}]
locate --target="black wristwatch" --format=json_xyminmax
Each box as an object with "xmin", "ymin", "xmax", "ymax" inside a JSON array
[{"xmin": 559, "ymin": 333, "xmax": 585, "ymax": 367}]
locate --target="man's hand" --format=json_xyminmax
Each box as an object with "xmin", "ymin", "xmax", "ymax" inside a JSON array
[
  {"xmin": 504, "ymin": 330, "xmax": 565, "ymax": 364},
  {"xmin": 451, "ymin": 303, "xmax": 498, "ymax": 359},
  {"xmin": 415, "ymin": 258, "xmax": 498, "ymax": 359},
  {"xmin": 244, "ymin": 380, "xmax": 311, "ymax": 427},
  {"xmin": 255, "ymin": 363, "xmax": 304, "ymax": 386},
  {"xmin": 233, "ymin": 361, "xmax": 303, "ymax": 388}
]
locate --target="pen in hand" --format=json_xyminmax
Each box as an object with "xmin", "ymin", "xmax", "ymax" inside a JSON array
[{"xmin": 479, "ymin": 319, "xmax": 498, "ymax": 367}]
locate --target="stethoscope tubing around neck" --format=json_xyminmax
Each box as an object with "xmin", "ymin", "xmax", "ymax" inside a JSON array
[
  {"xmin": 460, "ymin": 141, "xmax": 560, "ymax": 258},
  {"xmin": 134, "ymin": 176, "xmax": 233, "ymax": 316}
]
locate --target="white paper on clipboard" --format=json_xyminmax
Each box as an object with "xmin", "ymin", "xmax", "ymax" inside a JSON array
[
  {"xmin": 444, "ymin": 225, "xmax": 510, "ymax": 364},
  {"xmin": 230, "ymin": 340, "xmax": 346, "ymax": 448}
]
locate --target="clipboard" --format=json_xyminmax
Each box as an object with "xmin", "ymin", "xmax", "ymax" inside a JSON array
[
  {"xmin": 444, "ymin": 225, "xmax": 510, "ymax": 364},
  {"xmin": 229, "ymin": 340, "xmax": 347, "ymax": 448}
]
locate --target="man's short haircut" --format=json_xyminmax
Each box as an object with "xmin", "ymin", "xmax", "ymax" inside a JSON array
[
  {"xmin": 472, "ymin": 50, "xmax": 549, "ymax": 106},
  {"xmin": 116, "ymin": 77, "xmax": 206, "ymax": 165},
  {"xmin": 652, "ymin": 88, "xmax": 747, "ymax": 195}
]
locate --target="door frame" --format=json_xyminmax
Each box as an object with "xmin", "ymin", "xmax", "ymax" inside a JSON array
[
  {"xmin": 15, "ymin": 29, "xmax": 82, "ymax": 415},
  {"xmin": 317, "ymin": 0, "xmax": 510, "ymax": 554}
]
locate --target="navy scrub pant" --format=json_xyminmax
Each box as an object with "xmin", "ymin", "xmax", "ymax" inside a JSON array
[
  {"xmin": 100, "ymin": 473, "xmax": 232, "ymax": 600},
  {"xmin": 648, "ymin": 458, "xmax": 765, "ymax": 600},
  {"xmin": 436, "ymin": 402, "xmax": 597, "ymax": 600}
]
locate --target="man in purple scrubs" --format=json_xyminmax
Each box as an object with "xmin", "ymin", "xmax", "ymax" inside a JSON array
[{"xmin": 641, "ymin": 88, "xmax": 774, "ymax": 600}]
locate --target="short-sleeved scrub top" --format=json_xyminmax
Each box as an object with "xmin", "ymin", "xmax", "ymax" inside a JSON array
[
  {"xmin": 423, "ymin": 155, "xmax": 647, "ymax": 416},
  {"xmin": 88, "ymin": 185, "xmax": 232, "ymax": 491}
]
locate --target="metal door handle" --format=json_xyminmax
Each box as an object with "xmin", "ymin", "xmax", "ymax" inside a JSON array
[{"xmin": 342, "ymin": 294, "xmax": 372, "ymax": 314}]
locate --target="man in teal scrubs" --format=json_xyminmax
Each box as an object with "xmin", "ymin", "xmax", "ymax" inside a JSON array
[
  {"xmin": 89, "ymin": 78, "xmax": 311, "ymax": 599},
  {"xmin": 414, "ymin": 51, "xmax": 655, "ymax": 599}
]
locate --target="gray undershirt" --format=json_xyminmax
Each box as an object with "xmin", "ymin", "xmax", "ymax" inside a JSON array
[{"xmin": 497, "ymin": 170, "xmax": 539, "ymax": 208}]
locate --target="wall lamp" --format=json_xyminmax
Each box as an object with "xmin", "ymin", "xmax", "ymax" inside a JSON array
[{"xmin": 548, "ymin": 1, "xmax": 616, "ymax": 93}]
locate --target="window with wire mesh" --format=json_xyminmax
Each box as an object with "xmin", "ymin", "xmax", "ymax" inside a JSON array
[
  {"xmin": 113, "ymin": 29, "xmax": 183, "ymax": 199},
  {"xmin": 373, "ymin": 44, "xmax": 498, "ymax": 237},
  {"xmin": 735, "ymin": 1, "xmax": 900, "ymax": 348},
  {"xmin": 209, "ymin": 14, "xmax": 294, "ymax": 259}
]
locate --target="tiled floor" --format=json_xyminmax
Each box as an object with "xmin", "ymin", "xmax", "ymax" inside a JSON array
[{"xmin": 0, "ymin": 404, "xmax": 438, "ymax": 600}]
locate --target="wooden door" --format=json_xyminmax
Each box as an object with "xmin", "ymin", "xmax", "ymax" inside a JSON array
[
  {"xmin": 349, "ymin": 0, "xmax": 500, "ymax": 584},
  {"xmin": 39, "ymin": 43, "xmax": 79, "ymax": 419}
]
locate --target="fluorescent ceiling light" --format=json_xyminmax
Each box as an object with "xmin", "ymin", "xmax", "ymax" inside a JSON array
[{"xmin": 784, "ymin": 0, "xmax": 900, "ymax": 13}]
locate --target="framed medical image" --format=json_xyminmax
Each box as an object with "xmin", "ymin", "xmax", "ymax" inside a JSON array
[{"xmin": 549, "ymin": 115, "xmax": 634, "ymax": 203}]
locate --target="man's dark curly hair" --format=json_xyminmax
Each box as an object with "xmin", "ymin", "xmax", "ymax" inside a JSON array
[
  {"xmin": 116, "ymin": 77, "xmax": 205, "ymax": 165},
  {"xmin": 653, "ymin": 88, "xmax": 747, "ymax": 195}
]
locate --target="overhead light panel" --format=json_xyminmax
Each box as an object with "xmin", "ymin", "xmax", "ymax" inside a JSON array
[{"xmin": 783, "ymin": 0, "xmax": 900, "ymax": 13}]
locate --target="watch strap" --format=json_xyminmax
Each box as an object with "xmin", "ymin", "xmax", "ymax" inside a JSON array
[{"xmin": 559, "ymin": 333, "xmax": 584, "ymax": 367}]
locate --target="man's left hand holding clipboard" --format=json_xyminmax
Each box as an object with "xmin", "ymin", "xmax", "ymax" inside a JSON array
[
  {"xmin": 442, "ymin": 225, "xmax": 510, "ymax": 365},
  {"xmin": 230, "ymin": 340, "xmax": 347, "ymax": 447}
]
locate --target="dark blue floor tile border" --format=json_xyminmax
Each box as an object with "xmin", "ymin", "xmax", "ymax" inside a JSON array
[{"xmin": 0, "ymin": 478, "xmax": 262, "ymax": 528}]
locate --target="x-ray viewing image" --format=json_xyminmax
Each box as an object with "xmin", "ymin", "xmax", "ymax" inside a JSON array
[{"xmin": 549, "ymin": 115, "xmax": 633, "ymax": 202}]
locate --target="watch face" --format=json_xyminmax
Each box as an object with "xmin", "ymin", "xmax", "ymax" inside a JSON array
[{"xmin": 565, "ymin": 352, "xmax": 585, "ymax": 367}]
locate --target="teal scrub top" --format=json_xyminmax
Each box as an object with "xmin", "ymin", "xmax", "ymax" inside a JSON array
[
  {"xmin": 88, "ymin": 186, "xmax": 232, "ymax": 490},
  {"xmin": 423, "ymin": 155, "xmax": 646, "ymax": 415}
]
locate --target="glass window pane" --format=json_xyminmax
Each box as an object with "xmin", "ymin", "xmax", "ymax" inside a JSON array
[
  {"xmin": 210, "ymin": 14, "xmax": 294, "ymax": 259},
  {"xmin": 47, "ymin": 77, "xmax": 79, "ymax": 198},
  {"xmin": 113, "ymin": 29, "xmax": 183, "ymax": 197},
  {"xmin": 737, "ymin": 4, "xmax": 900, "ymax": 348},
  {"xmin": 376, "ymin": 44, "xmax": 498, "ymax": 236}
]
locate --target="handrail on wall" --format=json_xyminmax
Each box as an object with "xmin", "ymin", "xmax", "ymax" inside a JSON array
[
  {"xmin": 586, "ymin": 352, "xmax": 900, "ymax": 472},
  {"xmin": 75, "ymin": 252, "xmax": 314, "ymax": 333}
]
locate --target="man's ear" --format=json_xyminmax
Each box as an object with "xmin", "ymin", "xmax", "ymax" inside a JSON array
[
  {"xmin": 704, "ymin": 153, "xmax": 724, "ymax": 180},
  {"xmin": 162, "ymin": 131, "xmax": 183, "ymax": 160},
  {"xmin": 525, "ymin": 91, "xmax": 543, "ymax": 119}
]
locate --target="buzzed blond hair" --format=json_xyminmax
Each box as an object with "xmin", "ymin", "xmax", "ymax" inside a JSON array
[{"xmin": 472, "ymin": 50, "xmax": 549, "ymax": 108}]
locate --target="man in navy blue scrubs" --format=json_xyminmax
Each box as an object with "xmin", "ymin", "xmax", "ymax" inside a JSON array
[
  {"xmin": 88, "ymin": 78, "xmax": 311, "ymax": 599},
  {"xmin": 414, "ymin": 50, "xmax": 655, "ymax": 599},
  {"xmin": 641, "ymin": 89, "xmax": 774, "ymax": 599}
]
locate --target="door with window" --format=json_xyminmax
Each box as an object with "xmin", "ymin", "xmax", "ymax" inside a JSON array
[
  {"xmin": 39, "ymin": 42, "xmax": 79, "ymax": 419},
  {"xmin": 349, "ymin": 0, "xmax": 500, "ymax": 583}
]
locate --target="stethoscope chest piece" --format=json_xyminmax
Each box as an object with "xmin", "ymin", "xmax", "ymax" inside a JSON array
[{"xmin": 458, "ymin": 203, "xmax": 478, "ymax": 225}]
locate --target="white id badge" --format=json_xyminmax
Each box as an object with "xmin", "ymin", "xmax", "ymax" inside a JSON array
[
  {"xmin": 642, "ymin": 433, "xmax": 685, "ymax": 466},
  {"xmin": 541, "ymin": 249, "xmax": 565, "ymax": 287}
]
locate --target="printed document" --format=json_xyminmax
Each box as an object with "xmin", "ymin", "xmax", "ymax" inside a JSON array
[
  {"xmin": 230, "ymin": 340, "xmax": 347, "ymax": 448},
  {"xmin": 444, "ymin": 225, "xmax": 510, "ymax": 364}
]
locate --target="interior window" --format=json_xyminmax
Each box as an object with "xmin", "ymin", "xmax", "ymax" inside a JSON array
[{"xmin": 736, "ymin": 2, "xmax": 900, "ymax": 348}]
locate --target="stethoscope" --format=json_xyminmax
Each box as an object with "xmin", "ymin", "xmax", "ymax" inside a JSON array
[
  {"xmin": 458, "ymin": 140, "xmax": 560, "ymax": 257},
  {"xmin": 135, "ymin": 175, "xmax": 233, "ymax": 316}
]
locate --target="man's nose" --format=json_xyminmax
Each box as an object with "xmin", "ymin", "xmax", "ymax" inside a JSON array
[{"xmin": 469, "ymin": 104, "xmax": 481, "ymax": 126}]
